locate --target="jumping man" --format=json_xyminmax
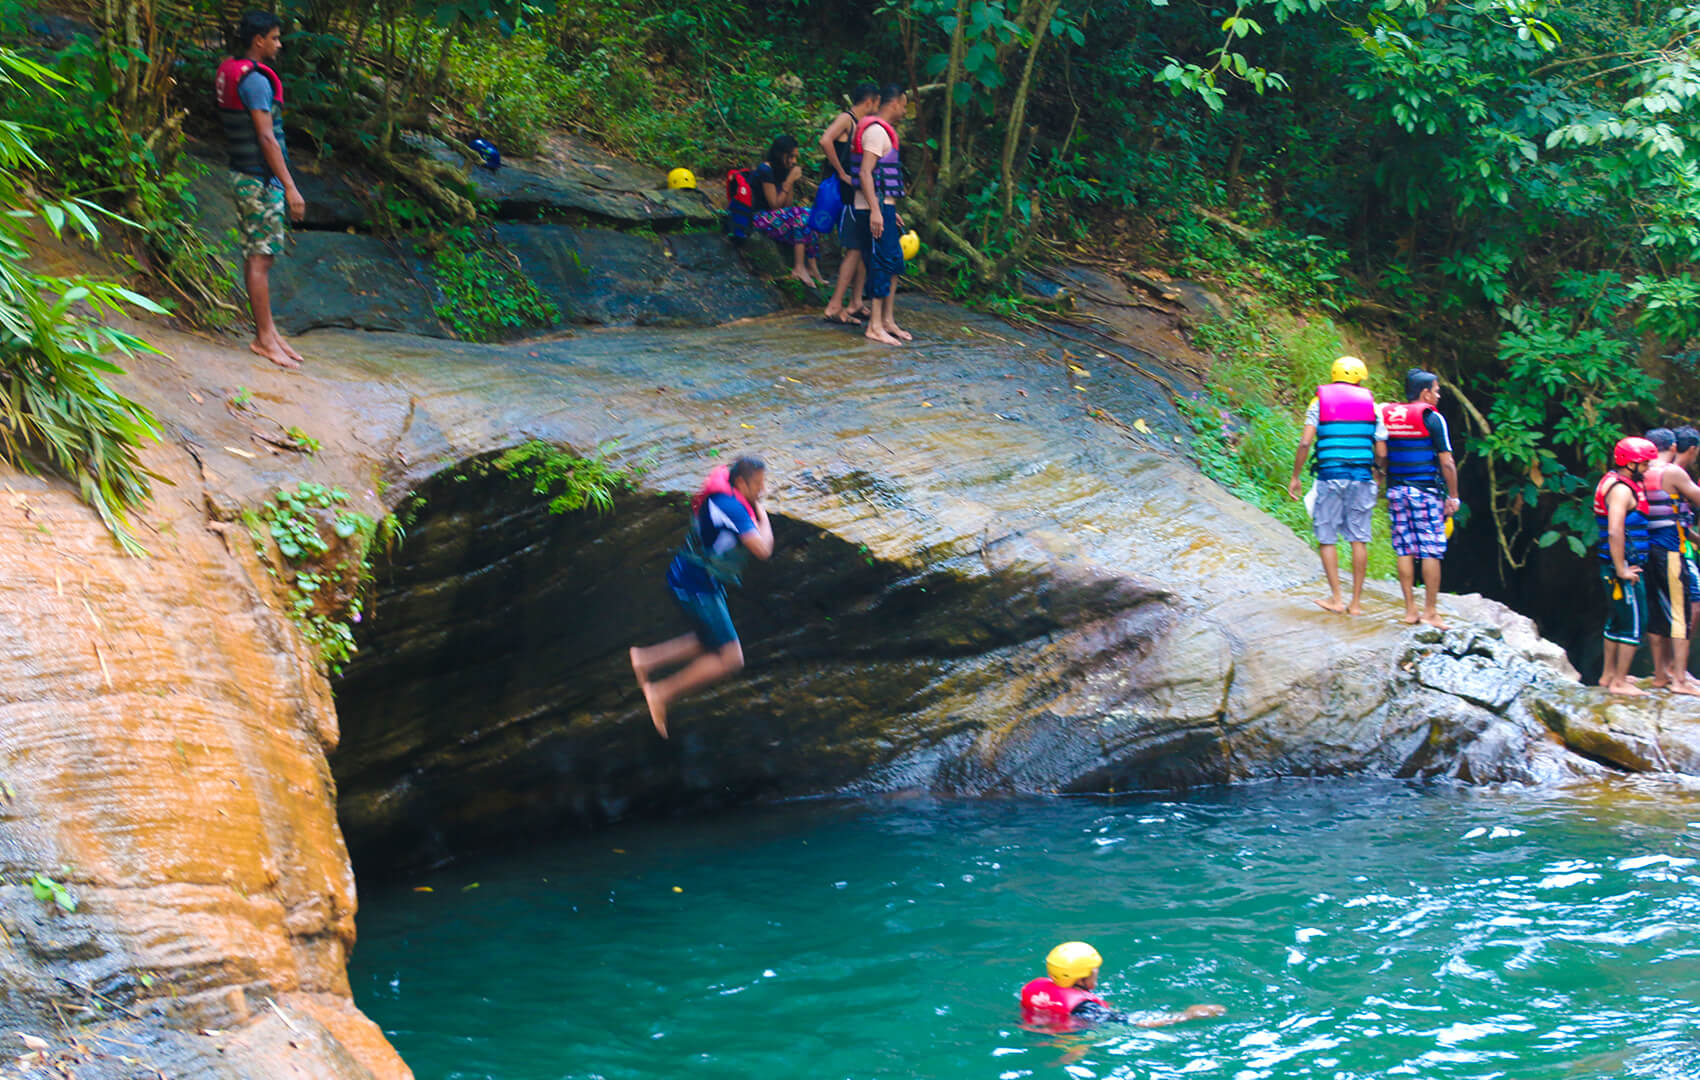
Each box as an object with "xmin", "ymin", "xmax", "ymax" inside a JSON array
[
  {"xmin": 630, "ymin": 457, "xmax": 774, "ymax": 738},
  {"xmin": 216, "ymin": 11, "xmax": 306, "ymax": 369}
]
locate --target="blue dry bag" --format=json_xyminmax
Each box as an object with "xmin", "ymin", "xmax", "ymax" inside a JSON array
[{"xmin": 808, "ymin": 174, "xmax": 843, "ymax": 234}]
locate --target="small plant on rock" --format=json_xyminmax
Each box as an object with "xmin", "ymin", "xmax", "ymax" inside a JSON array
[{"xmin": 248, "ymin": 482, "xmax": 376, "ymax": 674}]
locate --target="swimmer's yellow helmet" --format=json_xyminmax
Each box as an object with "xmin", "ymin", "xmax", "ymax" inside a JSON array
[
  {"xmin": 1045, "ymin": 941, "xmax": 1103, "ymax": 988},
  {"xmin": 900, "ymin": 230, "xmax": 921, "ymax": 261},
  {"xmin": 1330, "ymin": 355, "xmax": 1368, "ymax": 385},
  {"xmin": 667, "ymin": 167, "xmax": 697, "ymax": 191}
]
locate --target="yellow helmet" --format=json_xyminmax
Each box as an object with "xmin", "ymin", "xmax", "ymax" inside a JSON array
[
  {"xmin": 900, "ymin": 230, "xmax": 920, "ymax": 261},
  {"xmin": 1330, "ymin": 355, "xmax": 1368, "ymax": 385},
  {"xmin": 667, "ymin": 168, "xmax": 697, "ymax": 191},
  {"xmin": 1045, "ymin": 941, "xmax": 1102, "ymax": 988}
]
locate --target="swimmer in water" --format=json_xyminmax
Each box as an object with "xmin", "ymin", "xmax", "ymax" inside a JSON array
[{"xmin": 1019, "ymin": 942, "xmax": 1224, "ymax": 1031}]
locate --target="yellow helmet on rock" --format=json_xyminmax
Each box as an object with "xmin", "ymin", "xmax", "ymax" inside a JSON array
[
  {"xmin": 900, "ymin": 230, "xmax": 921, "ymax": 261},
  {"xmin": 667, "ymin": 168, "xmax": 697, "ymax": 191},
  {"xmin": 1330, "ymin": 355, "xmax": 1368, "ymax": 385},
  {"xmin": 1045, "ymin": 941, "xmax": 1103, "ymax": 988}
]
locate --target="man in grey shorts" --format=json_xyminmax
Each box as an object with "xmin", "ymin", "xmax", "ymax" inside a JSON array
[{"xmin": 1287, "ymin": 356, "xmax": 1386, "ymax": 615}]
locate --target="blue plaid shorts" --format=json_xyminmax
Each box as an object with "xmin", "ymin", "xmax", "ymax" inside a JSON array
[{"xmin": 1388, "ymin": 485, "xmax": 1448, "ymax": 559}]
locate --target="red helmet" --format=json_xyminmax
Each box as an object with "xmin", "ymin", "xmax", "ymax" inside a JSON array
[{"xmin": 1614, "ymin": 436, "xmax": 1659, "ymax": 466}]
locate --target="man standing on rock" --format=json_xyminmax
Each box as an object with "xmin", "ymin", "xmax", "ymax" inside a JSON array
[
  {"xmin": 630, "ymin": 457, "xmax": 774, "ymax": 738},
  {"xmin": 1596, "ymin": 436, "xmax": 1657, "ymax": 697},
  {"xmin": 821, "ymin": 82, "xmax": 880, "ymax": 325},
  {"xmin": 216, "ymin": 11, "xmax": 306, "ymax": 370},
  {"xmin": 1638, "ymin": 428, "xmax": 1700, "ymax": 694},
  {"xmin": 1288, "ymin": 356, "xmax": 1385, "ymax": 615},
  {"xmin": 1378, "ymin": 369, "xmax": 1459, "ymax": 628},
  {"xmin": 855, "ymin": 84, "xmax": 910, "ymax": 346}
]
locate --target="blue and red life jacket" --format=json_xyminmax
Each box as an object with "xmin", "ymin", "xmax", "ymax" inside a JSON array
[
  {"xmin": 1314, "ymin": 382, "xmax": 1377, "ymax": 479},
  {"xmin": 1380, "ymin": 400, "xmax": 1441, "ymax": 489},
  {"xmin": 214, "ymin": 56, "xmax": 286, "ymax": 179},
  {"xmin": 1019, "ymin": 977, "xmax": 1106, "ymax": 1033},
  {"xmin": 1595, "ymin": 470, "xmax": 1651, "ymax": 565},
  {"xmin": 724, "ymin": 168, "xmax": 756, "ymax": 245}
]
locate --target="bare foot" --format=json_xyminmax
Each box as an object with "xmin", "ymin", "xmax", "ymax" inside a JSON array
[
  {"xmin": 643, "ymin": 681, "xmax": 669, "ymax": 738},
  {"xmin": 1314, "ymin": 597, "xmax": 1347, "ymax": 614},
  {"xmin": 1346, "ymin": 603, "xmax": 1364, "ymax": 616},
  {"xmin": 629, "ymin": 646, "xmax": 649, "ymax": 686},
  {"xmin": 1652, "ymin": 676, "xmax": 1672, "ymax": 689},
  {"xmin": 823, "ymin": 309, "xmax": 863, "ymax": 325},
  {"xmin": 1667, "ymin": 680, "xmax": 1700, "ymax": 696},
  {"xmin": 1609, "ymin": 681, "xmax": 1650, "ymax": 697},
  {"xmin": 865, "ymin": 327, "xmax": 902, "ymax": 346},
  {"xmin": 1419, "ymin": 613, "xmax": 1451, "ymax": 630},
  {"xmin": 890, "ymin": 325, "xmax": 913, "ymax": 342},
  {"xmin": 1401, "ymin": 610, "xmax": 1422, "ymax": 625},
  {"xmin": 250, "ymin": 339, "xmax": 299, "ymax": 370},
  {"xmin": 275, "ymin": 335, "xmax": 304, "ymax": 362},
  {"xmin": 790, "ymin": 270, "xmax": 818, "ymax": 288}
]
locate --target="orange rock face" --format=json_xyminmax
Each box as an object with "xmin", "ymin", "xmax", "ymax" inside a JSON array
[{"xmin": 0, "ymin": 348, "xmax": 409, "ymax": 1075}]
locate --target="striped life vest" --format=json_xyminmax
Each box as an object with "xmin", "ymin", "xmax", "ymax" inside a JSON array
[
  {"xmin": 1314, "ymin": 382, "xmax": 1377, "ymax": 478},
  {"xmin": 851, "ymin": 116, "xmax": 904, "ymax": 200},
  {"xmin": 1644, "ymin": 461, "xmax": 1682, "ymax": 551},
  {"xmin": 1380, "ymin": 400, "xmax": 1441, "ymax": 489},
  {"xmin": 1594, "ymin": 471, "xmax": 1650, "ymax": 565}
]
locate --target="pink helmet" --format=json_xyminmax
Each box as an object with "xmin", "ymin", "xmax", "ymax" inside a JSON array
[{"xmin": 1614, "ymin": 436, "xmax": 1659, "ymax": 466}]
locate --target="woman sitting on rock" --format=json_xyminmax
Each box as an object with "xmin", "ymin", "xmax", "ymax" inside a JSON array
[{"xmin": 751, "ymin": 135, "xmax": 822, "ymax": 287}]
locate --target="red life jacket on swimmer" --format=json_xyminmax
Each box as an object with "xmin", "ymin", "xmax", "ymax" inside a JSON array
[
  {"xmin": 1594, "ymin": 470, "xmax": 1650, "ymax": 565},
  {"xmin": 1019, "ymin": 977, "xmax": 1106, "ymax": 1032},
  {"xmin": 214, "ymin": 56, "xmax": 287, "ymax": 179},
  {"xmin": 851, "ymin": 116, "xmax": 904, "ymax": 200}
]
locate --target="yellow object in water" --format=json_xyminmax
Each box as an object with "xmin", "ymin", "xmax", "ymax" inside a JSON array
[
  {"xmin": 900, "ymin": 230, "xmax": 921, "ymax": 261},
  {"xmin": 667, "ymin": 167, "xmax": 697, "ymax": 190},
  {"xmin": 1045, "ymin": 941, "xmax": 1102, "ymax": 988}
]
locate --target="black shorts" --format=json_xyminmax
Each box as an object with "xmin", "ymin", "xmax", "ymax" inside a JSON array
[{"xmin": 1646, "ymin": 547, "xmax": 1688, "ymax": 639}]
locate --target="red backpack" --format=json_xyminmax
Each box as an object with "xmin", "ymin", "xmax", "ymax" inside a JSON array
[{"xmin": 724, "ymin": 169, "xmax": 755, "ymax": 245}]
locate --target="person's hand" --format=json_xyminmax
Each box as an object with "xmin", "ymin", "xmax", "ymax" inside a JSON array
[
  {"xmin": 1444, "ymin": 496, "xmax": 1460, "ymax": 515},
  {"xmin": 837, "ymin": 170, "xmax": 853, "ymax": 185},
  {"xmin": 787, "ymin": 164, "xmax": 804, "ymax": 183},
  {"xmin": 1287, "ymin": 476, "xmax": 1303, "ymax": 501},
  {"xmin": 1619, "ymin": 564, "xmax": 1643, "ymax": 582},
  {"xmin": 285, "ymin": 186, "xmax": 306, "ymax": 222},
  {"xmin": 1183, "ymin": 1004, "xmax": 1226, "ymax": 1020},
  {"xmin": 870, "ymin": 212, "xmax": 885, "ymax": 239}
]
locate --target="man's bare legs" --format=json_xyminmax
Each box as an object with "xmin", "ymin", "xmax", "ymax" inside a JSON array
[
  {"xmin": 884, "ymin": 283, "xmax": 910, "ymax": 342},
  {"xmin": 1650, "ymin": 634, "xmax": 1673, "ymax": 688},
  {"xmin": 1602, "ymin": 638, "xmax": 1649, "ymax": 696},
  {"xmin": 631, "ymin": 637, "xmax": 744, "ymax": 739},
  {"xmin": 1418, "ymin": 557, "xmax": 1448, "ymax": 628},
  {"xmin": 244, "ymin": 253, "xmax": 300, "ymax": 369},
  {"xmin": 1315, "ymin": 543, "xmax": 1347, "ymax": 614},
  {"xmin": 825, "ymin": 249, "xmax": 865, "ymax": 322},
  {"xmin": 1347, "ymin": 541, "xmax": 1368, "ymax": 615},
  {"xmin": 1396, "ymin": 554, "xmax": 1420, "ymax": 623},
  {"xmin": 865, "ymin": 294, "xmax": 900, "ymax": 346},
  {"xmin": 788, "ymin": 243, "xmax": 820, "ymax": 287}
]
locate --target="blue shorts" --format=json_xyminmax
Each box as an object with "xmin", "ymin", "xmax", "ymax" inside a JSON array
[
  {"xmin": 864, "ymin": 202, "xmax": 904, "ymax": 299},
  {"xmin": 839, "ymin": 207, "xmax": 868, "ymax": 251},
  {"xmin": 1683, "ymin": 552, "xmax": 1700, "ymax": 604},
  {"xmin": 671, "ymin": 585, "xmax": 738, "ymax": 649}
]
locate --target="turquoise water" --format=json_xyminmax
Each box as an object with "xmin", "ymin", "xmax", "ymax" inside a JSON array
[{"xmin": 350, "ymin": 780, "xmax": 1700, "ymax": 1079}]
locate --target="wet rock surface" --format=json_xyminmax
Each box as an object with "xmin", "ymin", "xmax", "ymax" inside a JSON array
[{"xmin": 5, "ymin": 205, "xmax": 1699, "ymax": 1076}]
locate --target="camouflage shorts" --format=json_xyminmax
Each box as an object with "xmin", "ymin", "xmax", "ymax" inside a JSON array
[{"xmin": 229, "ymin": 172, "xmax": 287, "ymax": 257}]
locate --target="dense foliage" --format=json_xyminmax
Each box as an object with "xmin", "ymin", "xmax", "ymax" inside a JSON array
[{"xmin": 0, "ymin": 46, "xmax": 163, "ymax": 554}]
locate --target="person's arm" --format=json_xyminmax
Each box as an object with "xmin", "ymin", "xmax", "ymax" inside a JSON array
[
  {"xmin": 1609, "ymin": 484, "xmax": 1640, "ymax": 581},
  {"xmin": 860, "ymin": 130, "xmax": 884, "ymax": 236},
  {"xmin": 820, "ymin": 115, "xmax": 852, "ymax": 183},
  {"xmin": 740, "ymin": 501, "xmax": 774, "ymax": 560},
  {"xmin": 761, "ymin": 177, "xmax": 782, "ymax": 209},
  {"xmin": 1669, "ymin": 467, "xmax": 1700, "ymax": 514},
  {"xmin": 250, "ymin": 106, "xmax": 304, "ymax": 221},
  {"xmin": 778, "ymin": 164, "xmax": 803, "ymax": 208},
  {"xmin": 1288, "ymin": 423, "xmax": 1317, "ymax": 500},
  {"xmin": 1374, "ymin": 438, "xmax": 1388, "ymax": 489},
  {"xmin": 1133, "ymin": 1004, "xmax": 1226, "ymax": 1029},
  {"xmin": 1439, "ymin": 452, "xmax": 1460, "ymax": 515}
]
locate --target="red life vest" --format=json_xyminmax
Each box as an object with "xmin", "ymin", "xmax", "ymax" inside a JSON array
[
  {"xmin": 214, "ymin": 56, "xmax": 283, "ymax": 111},
  {"xmin": 1594, "ymin": 470, "xmax": 1650, "ymax": 565},
  {"xmin": 1019, "ymin": 977, "xmax": 1106, "ymax": 1032},
  {"xmin": 691, "ymin": 464, "xmax": 756, "ymax": 520}
]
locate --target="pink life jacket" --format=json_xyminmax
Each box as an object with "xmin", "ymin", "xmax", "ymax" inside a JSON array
[
  {"xmin": 691, "ymin": 465, "xmax": 756, "ymax": 520},
  {"xmin": 214, "ymin": 57, "xmax": 286, "ymax": 178},
  {"xmin": 1019, "ymin": 977, "xmax": 1106, "ymax": 1032},
  {"xmin": 214, "ymin": 56, "xmax": 283, "ymax": 111}
]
